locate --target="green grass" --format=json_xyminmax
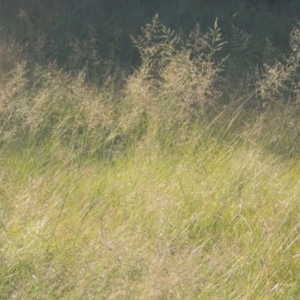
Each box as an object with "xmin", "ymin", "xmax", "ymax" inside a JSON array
[
  {"xmin": 1, "ymin": 11, "xmax": 300, "ymax": 300},
  {"xmin": 1, "ymin": 129, "xmax": 300, "ymax": 299}
]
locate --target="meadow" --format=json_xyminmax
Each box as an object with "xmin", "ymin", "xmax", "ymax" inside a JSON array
[{"xmin": 1, "ymin": 1, "xmax": 300, "ymax": 299}]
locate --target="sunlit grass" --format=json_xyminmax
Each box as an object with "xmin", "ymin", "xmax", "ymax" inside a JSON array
[
  {"xmin": 1, "ymin": 14, "xmax": 300, "ymax": 300},
  {"xmin": 1, "ymin": 131, "xmax": 300, "ymax": 299}
]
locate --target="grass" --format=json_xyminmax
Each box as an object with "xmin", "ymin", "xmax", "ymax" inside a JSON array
[
  {"xmin": 1, "ymin": 10, "xmax": 300, "ymax": 300},
  {"xmin": 1, "ymin": 132, "xmax": 300, "ymax": 299}
]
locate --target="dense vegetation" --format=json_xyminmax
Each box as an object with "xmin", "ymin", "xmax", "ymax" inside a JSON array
[{"xmin": 1, "ymin": 1, "xmax": 300, "ymax": 299}]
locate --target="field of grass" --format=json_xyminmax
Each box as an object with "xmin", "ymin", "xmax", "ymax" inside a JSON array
[
  {"xmin": 1, "ymin": 133, "xmax": 300, "ymax": 299},
  {"xmin": 1, "ymin": 3, "xmax": 300, "ymax": 299}
]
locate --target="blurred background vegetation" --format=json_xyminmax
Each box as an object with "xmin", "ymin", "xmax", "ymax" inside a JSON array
[{"xmin": 1, "ymin": 0, "xmax": 299, "ymax": 76}]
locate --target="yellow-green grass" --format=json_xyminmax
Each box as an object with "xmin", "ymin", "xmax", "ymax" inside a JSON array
[
  {"xmin": 1, "ymin": 131, "xmax": 300, "ymax": 299},
  {"xmin": 2, "ymin": 15, "xmax": 300, "ymax": 300}
]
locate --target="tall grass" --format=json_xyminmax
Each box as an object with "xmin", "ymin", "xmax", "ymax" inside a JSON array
[
  {"xmin": 2, "ymin": 133, "xmax": 300, "ymax": 298},
  {"xmin": 1, "ymin": 14, "xmax": 300, "ymax": 299}
]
